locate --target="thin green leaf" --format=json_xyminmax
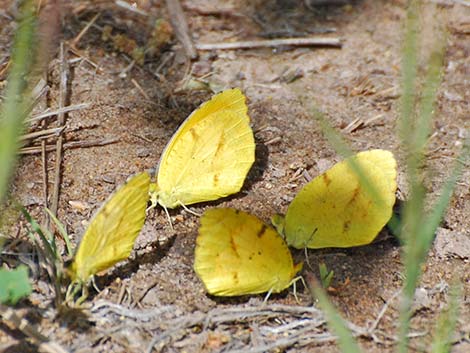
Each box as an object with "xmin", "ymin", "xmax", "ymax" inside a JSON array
[{"xmin": 319, "ymin": 263, "xmax": 334, "ymax": 289}]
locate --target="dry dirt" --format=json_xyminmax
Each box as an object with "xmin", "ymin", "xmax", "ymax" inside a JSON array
[{"xmin": 1, "ymin": 0, "xmax": 470, "ymax": 352}]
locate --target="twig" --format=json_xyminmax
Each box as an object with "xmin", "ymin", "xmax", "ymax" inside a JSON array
[
  {"xmin": 131, "ymin": 78, "xmax": 150, "ymax": 100},
  {"xmin": 165, "ymin": 0, "xmax": 198, "ymax": 60},
  {"xmin": 91, "ymin": 300, "xmax": 176, "ymax": 322},
  {"xmin": 195, "ymin": 37, "xmax": 342, "ymax": 51},
  {"xmin": 41, "ymin": 138, "xmax": 48, "ymax": 210},
  {"xmin": 115, "ymin": 0, "xmax": 148, "ymax": 16},
  {"xmin": 368, "ymin": 289, "xmax": 402, "ymax": 333},
  {"xmin": 429, "ymin": 0, "xmax": 470, "ymax": 6},
  {"xmin": 183, "ymin": 3, "xmax": 243, "ymax": 17},
  {"xmin": 69, "ymin": 13, "xmax": 100, "ymax": 49},
  {"xmin": 68, "ymin": 46, "xmax": 100, "ymax": 70},
  {"xmin": 27, "ymin": 103, "xmax": 90, "ymax": 123},
  {"xmin": 20, "ymin": 126, "xmax": 65, "ymax": 142},
  {"xmin": 0, "ymin": 304, "xmax": 69, "ymax": 353},
  {"xmin": 49, "ymin": 43, "xmax": 68, "ymax": 228},
  {"xmin": 18, "ymin": 138, "xmax": 120, "ymax": 155}
]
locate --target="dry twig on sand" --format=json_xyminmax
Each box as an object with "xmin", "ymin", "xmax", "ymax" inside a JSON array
[
  {"xmin": 165, "ymin": 0, "xmax": 198, "ymax": 60},
  {"xmin": 48, "ymin": 43, "xmax": 68, "ymax": 230},
  {"xmin": 19, "ymin": 138, "xmax": 119, "ymax": 155},
  {"xmin": 196, "ymin": 37, "xmax": 342, "ymax": 51}
]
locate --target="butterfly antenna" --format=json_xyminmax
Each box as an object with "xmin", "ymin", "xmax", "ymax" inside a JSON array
[{"xmin": 290, "ymin": 276, "xmax": 306, "ymax": 304}]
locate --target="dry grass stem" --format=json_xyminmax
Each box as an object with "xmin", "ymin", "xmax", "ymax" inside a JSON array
[
  {"xmin": 196, "ymin": 37, "xmax": 342, "ymax": 51},
  {"xmin": 27, "ymin": 103, "xmax": 90, "ymax": 123},
  {"xmin": 18, "ymin": 138, "xmax": 119, "ymax": 155},
  {"xmin": 165, "ymin": 0, "xmax": 198, "ymax": 60}
]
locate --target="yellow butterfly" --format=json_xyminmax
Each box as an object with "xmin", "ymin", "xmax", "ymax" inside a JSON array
[
  {"xmin": 194, "ymin": 208, "xmax": 303, "ymax": 296},
  {"xmin": 275, "ymin": 149, "xmax": 397, "ymax": 249},
  {"xmin": 68, "ymin": 171, "xmax": 151, "ymax": 301},
  {"xmin": 149, "ymin": 89, "xmax": 255, "ymax": 221}
]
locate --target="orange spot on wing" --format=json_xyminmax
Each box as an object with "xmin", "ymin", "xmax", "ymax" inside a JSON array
[
  {"xmin": 232, "ymin": 271, "xmax": 239, "ymax": 284},
  {"xmin": 256, "ymin": 225, "xmax": 268, "ymax": 238},
  {"xmin": 347, "ymin": 186, "xmax": 361, "ymax": 206},
  {"xmin": 323, "ymin": 173, "xmax": 331, "ymax": 186},
  {"xmin": 230, "ymin": 235, "xmax": 240, "ymax": 258},
  {"xmin": 189, "ymin": 127, "xmax": 198, "ymax": 140},
  {"xmin": 213, "ymin": 134, "xmax": 225, "ymax": 158}
]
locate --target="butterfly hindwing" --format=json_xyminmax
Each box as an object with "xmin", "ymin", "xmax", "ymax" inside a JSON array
[
  {"xmin": 285, "ymin": 150, "xmax": 397, "ymax": 249},
  {"xmin": 155, "ymin": 89, "xmax": 255, "ymax": 209},
  {"xmin": 71, "ymin": 171, "xmax": 151, "ymax": 283},
  {"xmin": 194, "ymin": 208, "xmax": 302, "ymax": 296}
]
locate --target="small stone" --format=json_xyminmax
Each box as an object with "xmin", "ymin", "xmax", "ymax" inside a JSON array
[
  {"xmin": 69, "ymin": 200, "xmax": 91, "ymax": 213},
  {"xmin": 271, "ymin": 168, "xmax": 286, "ymax": 178},
  {"xmin": 316, "ymin": 158, "xmax": 335, "ymax": 174},
  {"xmin": 137, "ymin": 148, "xmax": 150, "ymax": 157},
  {"xmin": 434, "ymin": 228, "xmax": 470, "ymax": 260}
]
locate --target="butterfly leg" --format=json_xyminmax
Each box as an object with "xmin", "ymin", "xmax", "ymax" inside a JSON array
[
  {"xmin": 290, "ymin": 276, "xmax": 306, "ymax": 304},
  {"xmin": 304, "ymin": 246, "xmax": 315, "ymax": 272},
  {"xmin": 263, "ymin": 287, "xmax": 274, "ymax": 305},
  {"xmin": 161, "ymin": 205, "xmax": 174, "ymax": 230},
  {"xmin": 178, "ymin": 202, "xmax": 202, "ymax": 217}
]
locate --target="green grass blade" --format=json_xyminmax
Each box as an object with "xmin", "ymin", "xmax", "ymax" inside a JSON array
[
  {"xmin": 413, "ymin": 48, "xmax": 445, "ymax": 156},
  {"xmin": 44, "ymin": 207, "xmax": 74, "ymax": 257},
  {"xmin": 431, "ymin": 283, "xmax": 461, "ymax": 353},
  {"xmin": 307, "ymin": 274, "xmax": 362, "ymax": 353},
  {"xmin": 396, "ymin": 2, "xmax": 452, "ymax": 352},
  {"xmin": 422, "ymin": 141, "xmax": 469, "ymax": 245},
  {"xmin": 0, "ymin": 0, "xmax": 36, "ymax": 203},
  {"xmin": 398, "ymin": 0, "xmax": 419, "ymax": 150},
  {"xmin": 21, "ymin": 207, "xmax": 57, "ymax": 261}
]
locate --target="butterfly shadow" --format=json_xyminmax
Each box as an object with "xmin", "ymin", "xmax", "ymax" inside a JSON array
[
  {"xmin": 56, "ymin": 234, "xmax": 178, "ymax": 334},
  {"xmin": 206, "ymin": 291, "xmax": 292, "ymax": 306},
  {"xmin": 93, "ymin": 235, "xmax": 177, "ymax": 292},
  {"xmin": 297, "ymin": 228, "xmax": 402, "ymax": 298},
  {"xmin": 245, "ymin": 138, "xmax": 270, "ymax": 190}
]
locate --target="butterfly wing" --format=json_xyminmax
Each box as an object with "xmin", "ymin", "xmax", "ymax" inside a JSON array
[
  {"xmin": 156, "ymin": 100, "xmax": 255, "ymax": 208},
  {"xmin": 157, "ymin": 88, "xmax": 248, "ymax": 175},
  {"xmin": 285, "ymin": 150, "xmax": 397, "ymax": 249},
  {"xmin": 194, "ymin": 208, "xmax": 301, "ymax": 296},
  {"xmin": 70, "ymin": 171, "xmax": 151, "ymax": 283}
]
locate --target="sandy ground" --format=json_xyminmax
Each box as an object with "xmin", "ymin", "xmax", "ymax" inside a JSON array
[{"xmin": 1, "ymin": 0, "xmax": 470, "ymax": 352}]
